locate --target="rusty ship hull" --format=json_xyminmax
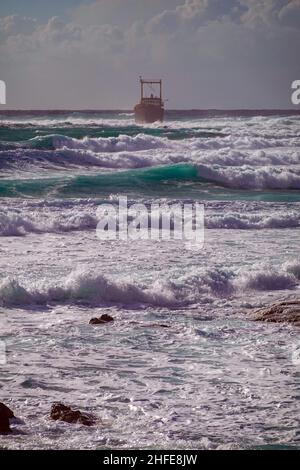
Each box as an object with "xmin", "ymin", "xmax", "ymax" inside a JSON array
[{"xmin": 134, "ymin": 102, "xmax": 164, "ymax": 123}]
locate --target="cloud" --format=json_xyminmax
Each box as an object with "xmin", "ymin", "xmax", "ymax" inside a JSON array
[
  {"xmin": 278, "ymin": 0, "xmax": 300, "ymax": 28},
  {"xmin": 146, "ymin": 0, "xmax": 243, "ymax": 35},
  {"xmin": 0, "ymin": 1, "xmax": 299, "ymax": 108},
  {"xmin": 0, "ymin": 15, "xmax": 37, "ymax": 42},
  {"xmin": 240, "ymin": 0, "xmax": 300, "ymax": 28},
  {"xmin": 72, "ymin": 0, "xmax": 183, "ymax": 28},
  {"xmin": 147, "ymin": 0, "xmax": 300, "ymax": 34},
  {"xmin": 0, "ymin": 14, "xmax": 125, "ymax": 58}
]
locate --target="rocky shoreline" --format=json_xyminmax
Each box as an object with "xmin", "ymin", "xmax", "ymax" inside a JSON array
[{"xmin": 251, "ymin": 298, "xmax": 300, "ymax": 326}]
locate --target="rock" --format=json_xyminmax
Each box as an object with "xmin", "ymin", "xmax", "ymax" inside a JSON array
[
  {"xmin": 89, "ymin": 314, "xmax": 114, "ymax": 325},
  {"xmin": 0, "ymin": 403, "xmax": 15, "ymax": 434},
  {"xmin": 251, "ymin": 300, "xmax": 300, "ymax": 326},
  {"xmin": 50, "ymin": 403, "xmax": 96, "ymax": 426}
]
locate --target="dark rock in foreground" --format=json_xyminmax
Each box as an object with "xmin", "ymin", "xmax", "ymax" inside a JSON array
[
  {"xmin": 89, "ymin": 314, "xmax": 114, "ymax": 325},
  {"xmin": 252, "ymin": 300, "xmax": 300, "ymax": 326},
  {"xmin": 50, "ymin": 403, "xmax": 96, "ymax": 426},
  {"xmin": 0, "ymin": 402, "xmax": 15, "ymax": 434}
]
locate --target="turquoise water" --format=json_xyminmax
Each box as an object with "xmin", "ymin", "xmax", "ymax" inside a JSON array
[
  {"xmin": 1, "ymin": 163, "xmax": 300, "ymax": 201},
  {"xmin": 0, "ymin": 125, "xmax": 224, "ymax": 143},
  {"xmin": 0, "ymin": 110, "xmax": 300, "ymax": 201}
]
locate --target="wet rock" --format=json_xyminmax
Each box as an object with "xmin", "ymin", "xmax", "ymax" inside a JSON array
[
  {"xmin": 251, "ymin": 300, "xmax": 300, "ymax": 326},
  {"xmin": 0, "ymin": 403, "xmax": 15, "ymax": 434},
  {"xmin": 50, "ymin": 403, "xmax": 96, "ymax": 426},
  {"xmin": 89, "ymin": 314, "xmax": 114, "ymax": 325}
]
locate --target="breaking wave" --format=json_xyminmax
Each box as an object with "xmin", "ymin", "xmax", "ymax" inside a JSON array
[
  {"xmin": 2, "ymin": 162, "xmax": 300, "ymax": 199},
  {"xmin": 283, "ymin": 261, "xmax": 300, "ymax": 280},
  {"xmin": 206, "ymin": 212, "xmax": 300, "ymax": 229},
  {"xmin": 0, "ymin": 263, "xmax": 299, "ymax": 309},
  {"xmin": 51, "ymin": 134, "xmax": 170, "ymax": 152},
  {"xmin": 0, "ymin": 270, "xmax": 178, "ymax": 308},
  {"xmin": 1, "ymin": 113, "xmax": 300, "ymax": 203},
  {"xmin": 196, "ymin": 164, "xmax": 300, "ymax": 189},
  {"xmin": 1, "ymin": 131, "xmax": 300, "ymax": 158},
  {"xmin": 0, "ymin": 211, "xmax": 97, "ymax": 236},
  {"xmin": 1, "ymin": 205, "xmax": 300, "ymax": 237},
  {"xmin": 237, "ymin": 269, "xmax": 297, "ymax": 291}
]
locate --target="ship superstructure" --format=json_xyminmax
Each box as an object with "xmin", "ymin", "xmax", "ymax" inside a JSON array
[{"xmin": 134, "ymin": 77, "xmax": 164, "ymax": 123}]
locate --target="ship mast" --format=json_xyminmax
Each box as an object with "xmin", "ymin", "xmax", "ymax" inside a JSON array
[{"xmin": 139, "ymin": 77, "xmax": 162, "ymax": 102}]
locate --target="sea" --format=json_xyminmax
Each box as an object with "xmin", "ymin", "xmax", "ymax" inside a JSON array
[{"xmin": 0, "ymin": 109, "xmax": 300, "ymax": 449}]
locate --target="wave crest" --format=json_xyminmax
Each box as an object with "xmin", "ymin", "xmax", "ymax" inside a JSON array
[
  {"xmin": 0, "ymin": 270, "xmax": 178, "ymax": 308},
  {"xmin": 1, "ymin": 262, "xmax": 298, "ymax": 309},
  {"xmin": 197, "ymin": 164, "xmax": 300, "ymax": 189}
]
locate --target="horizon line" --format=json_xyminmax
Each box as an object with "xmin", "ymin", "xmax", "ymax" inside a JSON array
[{"xmin": 1, "ymin": 108, "xmax": 300, "ymax": 113}]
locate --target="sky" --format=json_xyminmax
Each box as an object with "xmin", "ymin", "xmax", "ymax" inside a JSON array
[{"xmin": 0, "ymin": 0, "xmax": 300, "ymax": 109}]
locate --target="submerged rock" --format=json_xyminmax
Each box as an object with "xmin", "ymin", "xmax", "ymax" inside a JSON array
[
  {"xmin": 0, "ymin": 402, "xmax": 15, "ymax": 434},
  {"xmin": 89, "ymin": 314, "xmax": 114, "ymax": 325},
  {"xmin": 50, "ymin": 403, "xmax": 96, "ymax": 426},
  {"xmin": 251, "ymin": 300, "xmax": 300, "ymax": 326}
]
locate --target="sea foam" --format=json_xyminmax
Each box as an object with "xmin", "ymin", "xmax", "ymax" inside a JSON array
[
  {"xmin": 1, "ymin": 263, "xmax": 298, "ymax": 309},
  {"xmin": 2, "ymin": 204, "xmax": 300, "ymax": 237},
  {"xmin": 0, "ymin": 270, "xmax": 177, "ymax": 308}
]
